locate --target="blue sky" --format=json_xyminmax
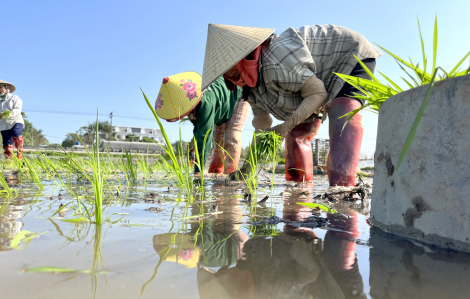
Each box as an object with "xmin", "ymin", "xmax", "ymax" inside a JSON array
[{"xmin": 3, "ymin": 0, "xmax": 469, "ymax": 153}]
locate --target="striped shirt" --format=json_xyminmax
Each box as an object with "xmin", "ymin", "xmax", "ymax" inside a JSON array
[{"xmin": 246, "ymin": 24, "xmax": 382, "ymax": 120}]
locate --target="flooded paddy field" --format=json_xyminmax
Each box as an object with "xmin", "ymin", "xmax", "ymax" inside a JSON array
[{"xmin": 1, "ymin": 159, "xmax": 469, "ymax": 299}]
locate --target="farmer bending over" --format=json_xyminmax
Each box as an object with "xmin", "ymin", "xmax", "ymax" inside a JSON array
[
  {"xmin": 0, "ymin": 80, "xmax": 24, "ymax": 160},
  {"xmin": 155, "ymin": 72, "xmax": 249, "ymax": 174},
  {"xmin": 201, "ymin": 24, "xmax": 381, "ymax": 186}
]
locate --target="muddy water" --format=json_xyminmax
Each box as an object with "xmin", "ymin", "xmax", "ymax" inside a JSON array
[{"xmin": 0, "ymin": 176, "xmax": 469, "ymax": 299}]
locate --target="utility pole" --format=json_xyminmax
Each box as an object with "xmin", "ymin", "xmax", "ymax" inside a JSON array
[{"xmin": 108, "ymin": 111, "xmax": 113, "ymax": 151}]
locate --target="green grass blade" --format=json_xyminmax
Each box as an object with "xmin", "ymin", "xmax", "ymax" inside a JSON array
[
  {"xmin": 417, "ymin": 17, "xmax": 427, "ymax": 77},
  {"xmin": 378, "ymin": 71, "xmax": 403, "ymax": 92},
  {"xmin": 296, "ymin": 202, "xmax": 338, "ymax": 214},
  {"xmin": 395, "ymin": 68, "xmax": 438, "ymax": 171},
  {"xmin": 448, "ymin": 50, "xmax": 470, "ymax": 77},
  {"xmin": 353, "ymin": 55, "xmax": 381, "ymax": 83},
  {"xmin": 376, "ymin": 43, "xmax": 431, "ymax": 82},
  {"xmin": 432, "ymin": 15, "xmax": 438, "ymax": 73}
]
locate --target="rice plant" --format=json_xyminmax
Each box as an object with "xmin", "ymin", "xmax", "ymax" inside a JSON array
[
  {"xmin": 122, "ymin": 150, "xmax": 138, "ymax": 182},
  {"xmin": 335, "ymin": 16, "xmax": 469, "ymax": 169},
  {"xmin": 54, "ymin": 109, "xmax": 105, "ymax": 224},
  {"xmin": 141, "ymin": 89, "xmax": 209, "ymax": 201},
  {"xmin": 334, "ymin": 16, "xmax": 470, "ymax": 122}
]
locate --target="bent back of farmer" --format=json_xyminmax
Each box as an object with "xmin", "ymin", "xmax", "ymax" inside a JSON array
[
  {"xmin": 154, "ymin": 72, "xmax": 249, "ymax": 174},
  {"xmin": 201, "ymin": 24, "xmax": 381, "ymax": 186}
]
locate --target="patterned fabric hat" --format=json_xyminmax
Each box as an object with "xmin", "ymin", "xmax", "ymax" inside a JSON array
[
  {"xmin": 0, "ymin": 80, "xmax": 16, "ymax": 93},
  {"xmin": 201, "ymin": 24, "xmax": 275, "ymax": 90},
  {"xmin": 155, "ymin": 71, "xmax": 203, "ymax": 121},
  {"xmin": 153, "ymin": 234, "xmax": 200, "ymax": 269}
]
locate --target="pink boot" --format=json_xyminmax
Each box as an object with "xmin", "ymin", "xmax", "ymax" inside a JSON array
[
  {"xmin": 3, "ymin": 144, "xmax": 14, "ymax": 160},
  {"xmin": 12, "ymin": 136, "xmax": 24, "ymax": 160},
  {"xmin": 326, "ymin": 97, "xmax": 363, "ymax": 186},
  {"xmin": 285, "ymin": 119, "xmax": 322, "ymax": 182}
]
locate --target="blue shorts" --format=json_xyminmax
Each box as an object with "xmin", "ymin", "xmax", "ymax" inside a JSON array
[{"xmin": 1, "ymin": 123, "xmax": 24, "ymax": 146}]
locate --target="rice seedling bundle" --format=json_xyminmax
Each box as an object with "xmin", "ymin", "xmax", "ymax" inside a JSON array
[{"xmin": 252, "ymin": 130, "xmax": 283, "ymax": 163}]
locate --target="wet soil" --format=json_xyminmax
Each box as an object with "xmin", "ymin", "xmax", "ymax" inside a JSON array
[{"xmin": 1, "ymin": 174, "xmax": 469, "ymax": 299}]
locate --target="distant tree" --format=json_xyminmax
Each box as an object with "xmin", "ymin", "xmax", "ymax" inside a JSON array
[
  {"xmin": 61, "ymin": 132, "xmax": 85, "ymax": 148},
  {"xmin": 47, "ymin": 143, "xmax": 62, "ymax": 148},
  {"xmin": 61, "ymin": 120, "xmax": 114, "ymax": 147},
  {"xmin": 21, "ymin": 113, "xmax": 49, "ymax": 147}
]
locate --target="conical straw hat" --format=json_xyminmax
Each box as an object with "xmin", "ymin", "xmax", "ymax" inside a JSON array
[
  {"xmin": 0, "ymin": 80, "xmax": 16, "ymax": 93},
  {"xmin": 201, "ymin": 24, "xmax": 274, "ymax": 90},
  {"xmin": 155, "ymin": 71, "xmax": 203, "ymax": 121}
]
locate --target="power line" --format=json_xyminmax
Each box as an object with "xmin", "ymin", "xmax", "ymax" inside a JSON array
[{"xmin": 23, "ymin": 108, "xmax": 157, "ymax": 122}]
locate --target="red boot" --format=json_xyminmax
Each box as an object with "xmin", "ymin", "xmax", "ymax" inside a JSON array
[
  {"xmin": 285, "ymin": 119, "xmax": 321, "ymax": 182},
  {"xmin": 326, "ymin": 97, "xmax": 363, "ymax": 186},
  {"xmin": 3, "ymin": 144, "xmax": 14, "ymax": 160},
  {"xmin": 12, "ymin": 136, "xmax": 24, "ymax": 160}
]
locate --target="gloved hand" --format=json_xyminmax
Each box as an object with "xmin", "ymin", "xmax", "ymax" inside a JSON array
[
  {"xmin": 272, "ymin": 75, "xmax": 328, "ymax": 138},
  {"xmin": 252, "ymin": 113, "xmax": 273, "ymax": 131},
  {"xmin": 227, "ymin": 112, "xmax": 273, "ymax": 181},
  {"xmin": 265, "ymin": 124, "xmax": 287, "ymax": 139}
]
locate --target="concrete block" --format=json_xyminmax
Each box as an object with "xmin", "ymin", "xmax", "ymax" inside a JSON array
[{"xmin": 371, "ymin": 75, "xmax": 470, "ymax": 253}]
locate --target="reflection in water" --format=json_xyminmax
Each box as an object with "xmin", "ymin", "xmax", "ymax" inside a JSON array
[
  {"xmin": 0, "ymin": 203, "xmax": 23, "ymax": 251},
  {"xmin": 369, "ymin": 227, "xmax": 470, "ymax": 299},
  {"xmin": 152, "ymin": 190, "xmax": 366, "ymax": 299},
  {"xmin": 3, "ymin": 179, "xmax": 469, "ymax": 299}
]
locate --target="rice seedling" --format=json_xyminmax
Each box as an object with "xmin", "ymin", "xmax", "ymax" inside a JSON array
[
  {"xmin": 54, "ymin": 109, "xmax": 105, "ymax": 224},
  {"xmin": 141, "ymin": 89, "xmax": 209, "ymax": 201},
  {"xmin": 0, "ymin": 171, "xmax": 16, "ymax": 198},
  {"xmin": 18, "ymin": 155, "xmax": 44, "ymax": 190},
  {"xmin": 335, "ymin": 17, "xmax": 469, "ymax": 118},
  {"xmin": 9, "ymin": 230, "xmax": 49, "ymax": 250},
  {"xmin": 1, "ymin": 110, "xmax": 11, "ymax": 119},
  {"xmin": 136, "ymin": 153, "xmax": 151, "ymax": 180},
  {"xmin": 122, "ymin": 150, "xmax": 138, "ymax": 182},
  {"xmin": 335, "ymin": 16, "xmax": 469, "ymax": 169}
]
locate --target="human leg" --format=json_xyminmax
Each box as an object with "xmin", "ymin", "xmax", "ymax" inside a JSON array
[
  {"xmin": 11, "ymin": 124, "xmax": 24, "ymax": 160},
  {"xmin": 326, "ymin": 97, "xmax": 363, "ymax": 186},
  {"xmin": 223, "ymin": 100, "xmax": 250, "ymax": 174},
  {"xmin": 208, "ymin": 124, "xmax": 225, "ymax": 174},
  {"xmin": 285, "ymin": 119, "xmax": 321, "ymax": 182},
  {"xmin": 1, "ymin": 128, "xmax": 14, "ymax": 159}
]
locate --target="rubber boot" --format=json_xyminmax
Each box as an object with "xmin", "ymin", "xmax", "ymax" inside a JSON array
[
  {"xmin": 208, "ymin": 139, "xmax": 225, "ymax": 174},
  {"xmin": 324, "ymin": 210, "xmax": 360, "ymax": 272},
  {"xmin": 12, "ymin": 136, "xmax": 24, "ymax": 160},
  {"xmin": 326, "ymin": 97, "xmax": 363, "ymax": 186},
  {"xmin": 3, "ymin": 144, "xmax": 14, "ymax": 160},
  {"xmin": 285, "ymin": 119, "xmax": 321, "ymax": 182},
  {"xmin": 223, "ymin": 130, "xmax": 242, "ymax": 174}
]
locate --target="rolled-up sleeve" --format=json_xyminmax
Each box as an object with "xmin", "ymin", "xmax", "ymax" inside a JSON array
[{"xmin": 193, "ymin": 96, "xmax": 215, "ymax": 172}]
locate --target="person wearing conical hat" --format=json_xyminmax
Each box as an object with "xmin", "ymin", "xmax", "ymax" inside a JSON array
[
  {"xmin": 155, "ymin": 72, "xmax": 250, "ymax": 174},
  {"xmin": 0, "ymin": 80, "xmax": 25, "ymax": 160},
  {"xmin": 202, "ymin": 24, "xmax": 382, "ymax": 186}
]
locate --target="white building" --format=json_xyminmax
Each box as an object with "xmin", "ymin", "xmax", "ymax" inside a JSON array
[{"xmin": 113, "ymin": 126, "xmax": 164, "ymax": 143}]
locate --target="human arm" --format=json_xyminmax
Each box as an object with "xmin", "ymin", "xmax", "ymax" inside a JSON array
[
  {"xmin": 193, "ymin": 99, "xmax": 215, "ymax": 173},
  {"xmin": 268, "ymin": 75, "xmax": 327, "ymax": 137},
  {"xmin": 10, "ymin": 95, "xmax": 23, "ymax": 118}
]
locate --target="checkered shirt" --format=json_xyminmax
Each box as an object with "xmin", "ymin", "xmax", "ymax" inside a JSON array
[{"xmin": 246, "ymin": 24, "xmax": 382, "ymax": 121}]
